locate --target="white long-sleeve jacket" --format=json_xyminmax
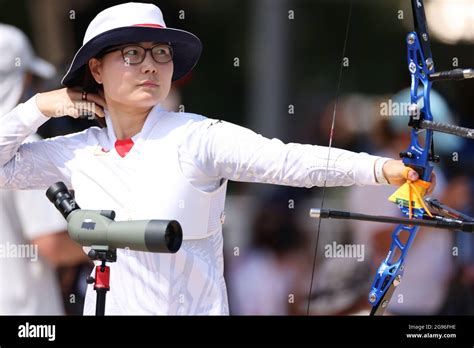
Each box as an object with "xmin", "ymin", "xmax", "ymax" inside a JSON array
[{"xmin": 0, "ymin": 95, "xmax": 388, "ymax": 315}]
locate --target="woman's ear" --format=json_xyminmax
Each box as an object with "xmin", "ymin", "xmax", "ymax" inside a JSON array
[{"xmin": 88, "ymin": 58, "xmax": 103, "ymax": 84}]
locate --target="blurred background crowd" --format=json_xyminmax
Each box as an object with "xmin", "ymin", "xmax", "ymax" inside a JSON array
[{"xmin": 0, "ymin": 0, "xmax": 473, "ymax": 315}]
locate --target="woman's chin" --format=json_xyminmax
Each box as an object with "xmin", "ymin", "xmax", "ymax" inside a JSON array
[{"xmin": 131, "ymin": 94, "xmax": 163, "ymax": 108}]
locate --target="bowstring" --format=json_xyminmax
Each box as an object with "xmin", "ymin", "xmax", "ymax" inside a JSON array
[{"xmin": 306, "ymin": 2, "xmax": 354, "ymax": 315}]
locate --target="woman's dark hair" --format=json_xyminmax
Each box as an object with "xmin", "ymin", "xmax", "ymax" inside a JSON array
[
  {"xmin": 82, "ymin": 62, "xmax": 106, "ymax": 128},
  {"xmin": 69, "ymin": 48, "xmax": 114, "ymax": 128}
]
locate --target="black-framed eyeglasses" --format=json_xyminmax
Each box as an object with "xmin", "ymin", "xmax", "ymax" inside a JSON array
[{"xmin": 100, "ymin": 43, "xmax": 173, "ymax": 65}]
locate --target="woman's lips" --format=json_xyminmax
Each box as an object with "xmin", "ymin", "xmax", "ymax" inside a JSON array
[{"xmin": 138, "ymin": 81, "xmax": 159, "ymax": 87}]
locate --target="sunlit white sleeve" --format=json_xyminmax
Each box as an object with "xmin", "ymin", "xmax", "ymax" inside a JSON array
[
  {"xmin": 0, "ymin": 95, "xmax": 83, "ymax": 189},
  {"xmin": 179, "ymin": 119, "xmax": 389, "ymax": 190}
]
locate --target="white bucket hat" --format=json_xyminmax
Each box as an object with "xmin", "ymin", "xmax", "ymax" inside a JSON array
[
  {"xmin": 0, "ymin": 23, "xmax": 56, "ymax": 115},
  {"xmin": 61, "ymin": 2, "xmax": 202, "ymax": 88}
]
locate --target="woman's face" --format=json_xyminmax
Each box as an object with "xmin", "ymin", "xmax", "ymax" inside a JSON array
[{"xmin": 89, "ymin": 41, "xmax": 173, "ymax": 109}]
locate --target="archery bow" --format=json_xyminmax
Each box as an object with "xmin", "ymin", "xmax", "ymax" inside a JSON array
[{"xmin": 309, "ymin": 0, "xmax": 474, "ymax": 316}]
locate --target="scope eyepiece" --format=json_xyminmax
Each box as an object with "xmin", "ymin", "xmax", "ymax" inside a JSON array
[{"xmin": 46, "ymin": 182, "xmax": 80, "ymax": 219}]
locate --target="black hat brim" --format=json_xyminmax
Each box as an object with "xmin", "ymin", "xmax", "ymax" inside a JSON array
[{"xmin": 61, "ymin": 26, "xmax": 202, "ymax": 87}]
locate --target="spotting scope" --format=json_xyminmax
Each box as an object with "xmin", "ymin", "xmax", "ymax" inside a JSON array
[{"xmin": 46, "ymin": 182, "xmax": 182, "ymax": 253}]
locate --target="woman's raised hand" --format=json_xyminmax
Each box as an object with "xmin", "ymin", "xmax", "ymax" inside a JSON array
[{"xmin": 35, "ymin": 88, "xmax": 107, "ymax": 119}]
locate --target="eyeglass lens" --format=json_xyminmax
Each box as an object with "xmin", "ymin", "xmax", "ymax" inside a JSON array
[{"xmin": 122, "ymin": 45, "xmax": 173, "ymax": 64}]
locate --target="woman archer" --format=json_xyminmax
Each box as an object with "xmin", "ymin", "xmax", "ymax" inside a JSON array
[{"xmin": 0, "ymin": 2, "xmax": 433, "ymax": 315}]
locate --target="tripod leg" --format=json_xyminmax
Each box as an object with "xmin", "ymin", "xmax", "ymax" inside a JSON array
[{"xmin": 95, "ymin": 288, "xmax": 108, "ymax": 316}]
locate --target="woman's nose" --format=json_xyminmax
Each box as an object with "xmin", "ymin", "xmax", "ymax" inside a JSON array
[{"xmin": 140, "ymin": 52, "xmax": 158, "ymax": 74}]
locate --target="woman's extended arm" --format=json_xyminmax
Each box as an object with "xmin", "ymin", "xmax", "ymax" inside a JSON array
[{"xmin": 180, "ymin": 118, "xmax": 392, "ymax": 189}]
